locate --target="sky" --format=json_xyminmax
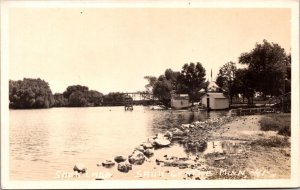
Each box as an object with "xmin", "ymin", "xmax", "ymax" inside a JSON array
[{"xmin": 9, "ymin": 8, "xmax": 291, "ymax": 94}]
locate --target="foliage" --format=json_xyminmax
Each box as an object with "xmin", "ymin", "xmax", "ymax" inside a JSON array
[
  {"xmin": 215, "ymin": 62, "xmax": 237, "ymax": 104},
  {"xmin": 9, "ymin": 78, "xmax": 55, "ymax": 109},
  {"xmin": 61, "ymin": 85, "xmax": 103, "ymax": 107},
  {"xmin": 53, "ymin": 93, "xmax": 68, "ymax": 107},
  {"xmin": 144, "ymin": 76, "xmax": 157, "ymax": 94},
  {"xmin": 165, "ymin": 69, "xmax": 180, "ymax": 90},
  {"xmin": 177, "ymin": 62, "xmax": 206, "ymax": 103},
  {"xmin": 63, "ymin": 85, "xmax": 89, "ymax": 99},
  {"xmin": 68, "ymin": 91, "xmax": 88, "ymax": 107},
  {"xmin": 239, "ymin": 40, "xmax": 288, "ymax": 97},
  {"xmin": 234, "ymin": 68, "xmax": 256, "ymax": 104},
  {"xmin": 102, "ymin": 92, "xmax": 128, "ymax": 106},
  {"xmin": 152, "ymin": 75, "xmax": 173, "ymax": 108},
  {"xmin": 145, "ymin": 63, "xmax": 207, "ymax": 107},
  {"xmin": 251, "ymin": 136, "xmax": 290, "ymax": 147},
  {"xmin": 260, "ymin": 114, "xmax": 291, "ymax": 136}
]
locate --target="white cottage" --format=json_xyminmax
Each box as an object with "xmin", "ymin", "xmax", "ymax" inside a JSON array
[
  {"xmin": 201, "ymin": 82, "xmax": 229, "ymax": 110},
  {"xmin": 171, "ymin": 94, "xmax": 191, "ymax": 109}
]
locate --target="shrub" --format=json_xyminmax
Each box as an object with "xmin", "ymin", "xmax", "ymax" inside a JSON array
[
  {"xmin": 251, "ymin": 136, "xmax": 290, "ymax": 147},
  {"xmin": 260, "ymin": 114, "xmax": 291, "ymax": 136}
]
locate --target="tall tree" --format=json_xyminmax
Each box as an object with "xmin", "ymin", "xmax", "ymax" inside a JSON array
[
  {"xmin": 234, "ymin": 68, "xmax": 256, "ymax": 104},
  {"xmin": 177, "ymin": 62, "xmax": 206, "ymax": 103},
  {"xmin": 239, "ymin": 40, "xmax": 288, "ymax": 98},
  {"xmin": 144, "ymin": 76, "xmax": 157, "ymax": 94},
  {"xmin": 152, "ymin": 75, "xmax": 173, "ymax": 108},
  {"xmin": 164, "ymin": 68, "xmax": 180, "ymax": 90},
  {"xmin": 215, "ymin": 62, "xmax": 237, "ymax": 104}
]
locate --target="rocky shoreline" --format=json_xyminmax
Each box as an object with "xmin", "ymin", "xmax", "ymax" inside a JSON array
[
  {"xmin": 72, "ymin": 113, "xmax": 290, "ymax": 180},
  {"xmin": 73, "ymin": 115, "xmax": 239, "ymax": 180}
]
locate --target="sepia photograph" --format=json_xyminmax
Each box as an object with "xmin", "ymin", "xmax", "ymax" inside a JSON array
[{"xmin": 1, "ymin": 0, "xmax": 299, "ymax": 189}]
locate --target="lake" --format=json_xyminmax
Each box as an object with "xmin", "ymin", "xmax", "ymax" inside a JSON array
[{"xmin": 9, "ymin": 106, "xmax": 227, "ymax": 180}]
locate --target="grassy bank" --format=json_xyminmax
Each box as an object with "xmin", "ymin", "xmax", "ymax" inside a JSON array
[{"xmin": 259, "ymin": 113, "xmax": 291, "ymax": 136}]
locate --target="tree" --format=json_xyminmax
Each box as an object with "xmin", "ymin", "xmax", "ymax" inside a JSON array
[
  {"xmin": 144, "ymin": 76, "xmax": 157, "ymax": 94},
  {"xmin": 63, "ymin": 85, "xmax": 89, "ymax": 99},
  {"xmin": 234, "ymin": 69, "xmax": 255, "ymax": 104},
  {"xmin": 153, "ymin": 75, "xmax": 173, "ymax": 108},
  {"xmin": 61, "ymin": 85, "xmax": 103, "ymax": 107},
  {"xmin": 68, "ymin": 91, "xmax": 88, "ymax": 107},
  {"xmin": 239, "ymin": 40, "xmax": 288, "ymax": 98},
  {"xmin": 103, "ymin": 92, "xmax": 127, "ymax": 106},
  {"xmin": 215, "ymin": 62, "xmax": 237, "ymax": 104},
  {"xmin": 144, "ymin": 69, "xmax": 180, "ymax": 108},
  {"xmin": 9, "ymin": 78, "xmax": 55, "ymax": 109},
  {"xmin": 86, "ymin": 90, "xmax": 103, "ymax": 106},
  {"xmin": 53, "ymin": 93, "xmax": 68, "ymax": 107},
  {"xmin": 177, "ymin": 62, "xmax": 206, "ymax": 103},
  {"xmin": 165, "ymin": 68, "xmax": 180, "ymax": 90}
]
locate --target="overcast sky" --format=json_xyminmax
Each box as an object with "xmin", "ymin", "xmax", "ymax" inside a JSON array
[{"xmin": 9, "ymin": 8, "xmax": 291, "ymax": 94}]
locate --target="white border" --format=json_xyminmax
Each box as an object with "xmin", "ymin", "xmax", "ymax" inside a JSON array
[{"xmin": 1, "ymin": 0, "xmax": 299, "ymax": 189}]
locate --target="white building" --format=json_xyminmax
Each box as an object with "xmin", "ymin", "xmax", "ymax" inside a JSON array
[
  {"xmin": 171, "ymin": 94, "xmax": 191, "ymax": 109},
  {"xmin": 200, "ymin": 82, "xmax": 229, "ymax": 110}
]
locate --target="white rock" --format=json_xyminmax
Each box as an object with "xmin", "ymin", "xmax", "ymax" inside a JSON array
[{"xmin": 73, "ymin": 163, "xmax": 87, "ymax": 173}]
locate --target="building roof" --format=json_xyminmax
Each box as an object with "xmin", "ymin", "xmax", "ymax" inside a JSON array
[
  {"xmin": 171, "ymin": 94, "xmax": 189, "ymax": 100},
  {"xmin": 204, "ymin": 92, "xmax": 227, "ymax": 99}
]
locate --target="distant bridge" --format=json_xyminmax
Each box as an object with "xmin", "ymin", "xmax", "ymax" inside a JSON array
[
  {"xmin": 121, "ymin": 92, "xmax": 155, "ymax": 101},
  {"xmin": 102, "ymin": 92, "xmax": 158, "ymax": 107}
]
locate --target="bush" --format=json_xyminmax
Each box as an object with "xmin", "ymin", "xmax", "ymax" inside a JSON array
[
  {"xmin": 260, "ymin": 114, "xmax": 291, "ymax": 136},
  {"xmin": 251, "ymin": 136, "xmax": 290, "ymax": 147}
]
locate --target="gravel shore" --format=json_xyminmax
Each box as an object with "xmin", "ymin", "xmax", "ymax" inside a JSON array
[{"xmin": 73, "ymin": 114, "xmax": 291, "ymax": 180}]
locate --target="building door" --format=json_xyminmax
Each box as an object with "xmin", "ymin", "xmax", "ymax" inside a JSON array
[{"xmin": 207, "ymin": 98, "xmax": 210, "ymax": 109}]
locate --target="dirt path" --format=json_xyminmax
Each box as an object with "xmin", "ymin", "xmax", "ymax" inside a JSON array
[{"xmin": 206, "ymin": 115, "xmax": 291, "ymax": 179}]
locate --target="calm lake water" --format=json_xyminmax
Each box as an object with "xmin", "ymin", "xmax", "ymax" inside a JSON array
[{"xmin": 9, "ymin": 106, "xmax": 227, "ymax": 180}]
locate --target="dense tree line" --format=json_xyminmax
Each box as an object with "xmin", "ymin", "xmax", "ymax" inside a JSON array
[
  {"xmin": 102, "ymin": 92, "xmax": 130, "ymax": 106},
  {"xmin": 9, "ymin": 80, "xmax": 104, "ymax": 109},
  {"xmin": 216, "ymin": 40, "xmax": 291, "ymax": 105}
]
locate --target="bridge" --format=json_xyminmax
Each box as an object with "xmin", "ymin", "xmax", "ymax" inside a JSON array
[
  {"xmin": 101, "ymin": 91, "xmax": 158, "ymax": 109},
  {"xmin": 122, "ymin": 92, "xmax": 156, "ymax": 111}
]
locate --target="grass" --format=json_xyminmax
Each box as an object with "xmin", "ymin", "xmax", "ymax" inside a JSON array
[
  {"xmin": 260, "ymin": 114, "xmax": 291, "ymax": 136},
  {"xmin": 251, "ymin": 136, "xmax": 290, "ymax": 147}
]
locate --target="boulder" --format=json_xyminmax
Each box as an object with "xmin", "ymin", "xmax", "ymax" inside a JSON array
[
  {"xmin": 164, "ymin": 131, "xmax": 173, "ymax": 139},
  {"xmin": 114, "ymin": 155, "xmax": 127, "ymax": 163},
  {"xmin": 128, "ymin": 151, "xmax": 145, "ymax": 165},
  {"xmin": 142, "ymin": 142, "xmax": 153, "ymax": 149},
  {"xmin": 180, "ymin": 124, "xmax": 190, "ymax": 130},
  {"xmin": 135, "ymin": 145, "xmax": 145, "ymax": 152},
  {"xmin": 143, "ymin": 148, "xmax": 154, "ymax": 157},
  {"xmin": 73, "ymin": 163, "xmax": 87, "ymax": 173},
  {"xmin": 101, "ymin": 160, "xmax": 115, "ymax": 168},
  {"xmin": 117, "ymin": 163, "xmax": 132, "ymax": 173},
  {"xmin": 173, "ymin": 128, "xmax": 184, "ymax": 136},
  {"xmin": 153, "ymin": 138, "xmax": 171, "ymax": 148},
  {"xmin": 183, "ymin": 129, "xmax": 190, "ymax": 134}
]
